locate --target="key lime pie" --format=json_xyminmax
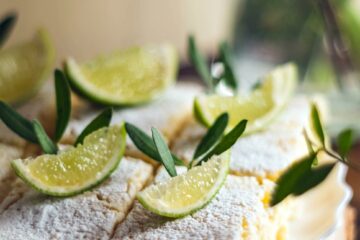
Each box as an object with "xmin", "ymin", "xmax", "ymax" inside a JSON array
[{"xmin": 0, "ymin": 39, "xmax": 352, "ymax": 240}]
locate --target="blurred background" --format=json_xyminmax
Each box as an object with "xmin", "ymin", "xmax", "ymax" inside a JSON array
[{"xmin": 1, "ymin": 0, "xmax": 360, "ymax": 235}]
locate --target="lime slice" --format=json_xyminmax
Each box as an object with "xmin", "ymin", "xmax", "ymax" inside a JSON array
[
  {"xmin": 11, "ymin": 125, "xmax": 126, "ymax": 197},
  {"xmin": 64, "ymin": 45, "xmax": 178, "ymax": 105},
  {"xmin": 0, "ymin": 29, "xmax": 54, "ymax": 104},
  {"xmin": 194, "ymin": 63, "xmax": 297, "ymax": 133},
  {"xmin": 137, "ymin": 152, "xmax": 229, "ymax": 218}
]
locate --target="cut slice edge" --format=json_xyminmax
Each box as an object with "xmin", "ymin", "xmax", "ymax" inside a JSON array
[
  {"xmin": 11, "ymin": 124, "xmax": 126, "ymax": 197},
  {"xmin": 194, "ymin": 63, "xmax": 297, "ymax": 134},
  {"xmin": 137, "ymin": 151, "xmax": 230, "ymax": 218},
  {"xmin": 64, "ymin": 44, "xmax": 178, "ymax": 106}
]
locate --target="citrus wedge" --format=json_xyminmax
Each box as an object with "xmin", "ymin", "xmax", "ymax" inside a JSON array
[
  {"xmin": 11, "ymin": 125, "xmax": 126, "ymax": 197},
  {"xmin": 137, "ymin": 152, "xmax": 229, "ymax": 218},
  {"xmin": 64, "ymin": 45, "xmax": 178, "ymax": 105},
  {"xmin": 194, "ymin": 63, "xmax": 297, "ymax": 133},
  {"xmin": 0, "ymin": 29, "xmax": 54, "ymax": 104}
]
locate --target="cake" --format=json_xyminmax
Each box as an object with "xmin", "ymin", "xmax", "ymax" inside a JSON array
[{"xmin": 0, "ymin": 83, "xmax": 347, "ymax": 240}]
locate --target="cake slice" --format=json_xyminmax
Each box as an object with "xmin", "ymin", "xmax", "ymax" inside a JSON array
[
  {"xmin": 112, "ymin": 166, "xmax": 291, "ymax": 239},
  {"xmin": 172, "ymin": 96, "xmax": 313, "ymax": 179},
  {"xmin": 0, "ymin": 157, "xmax": 153, "ymax": 240},
  {"xmin": 65, "ymin": 83, "xmax": 202, "ymax": 163}
]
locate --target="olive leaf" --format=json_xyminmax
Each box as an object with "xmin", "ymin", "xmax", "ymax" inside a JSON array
[
  {"xmin": 75, "ymin": 108, "xmax": 112, "ymax": 146},
  {"xmin": 33, "ymin": 119, "xmax": 58, "ymax": 154},
  {"xmin": 0, "ymin": 101, "xmax": 38, "ymax": 143},
  {"xmin": 337, "ymin": 128, "xmax": 354, "ymax": 160},
  {"xmin": 0, "ymin": 13, "xmax": 16, "ymax": 47},
  {"xmin": 125, "ymin": 122, "xmax": 184, "ymax": 166},
  {"xmin": 152, "ymin": 127, "xmax": 177, "ymax": 177},
  {"xmin": 54, "ymin": 69, "xmax": 71, "ymax": 142},
  {"xmin": 188, "ymin": 35, "xmax": 213, "ymax": 92},
  {"xmin": 218, "ymin": 42, "xmax": 237, "ymax": 90},
  {"xmin": 192, "ymin": 113, "xmax": 228, "ymax": 160}
]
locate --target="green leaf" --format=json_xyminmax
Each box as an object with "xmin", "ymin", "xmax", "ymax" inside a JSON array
[
  {"xmin": 125, "ymin": 122, "xmax": 184, "ymax": 166},
  {"xmin": 193, "ymin": 112, "xmax": 228, "ymax": 160},
  {"xmin": 188, "ymin": 35, "xmax": 213, "ymax": 91},
  {"xmin": 198, "ymin": 119, "xmax": 247, "ymax": 165},
  {"xmin": 0, "ymin": 101, "xmax": 38, "ymax": 143},
  {"xmin": 270, "ymin": 154, "xmax": 315, "ymax": 206},
  {"xmin": 310, "ymin": 103, "xmax": 325, "ymax": 146},
  {"xmin": 151, "ymin": 127, "xmax": 177, "ymax": 177},
  {"xmin": 219, "ymin": 42, "xmax": 237, "ymax": 90},
  {"xmin": 337, "ymin": 128, "xmax": 354, "ymax": 159},
  {"xmin": 75, "ymin": 108, "xmax": 112, "ymax": 146},
  {"xmin": 0, "ymin": 13, "xmax": 16, "ymax": 47},
  {"xmin": 293, "ymin": 163, "xmax": 335, "ymax": 196},
  {"xmin": 303, "ymin": 130, "xmax": 318, "ymax": 165},
  {"xmin": 54, "ymin": 69, "xmax": 72, "ymax": 142},
  {"xmin": 33, "ymin": 120, "xmax": 58, "ymax": 154}
]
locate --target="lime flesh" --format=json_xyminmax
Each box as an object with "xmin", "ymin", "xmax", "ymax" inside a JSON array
[
  {"xmin": 64, "ymin": 45, "xmax": 178, "ymax": 105},
  {"xmin": 194, "ymin": 63, "xmax": 297, "ymax": 133},
  {"xmin": 0, "ymin": 29, "xmax": 54, "ymax": 104},
  {"xmin": 137, "ymin": 152, "xmax": 229, "ymax": 218},
  {"xmin": 12, "ymin": 125, "xmax": 126, "ymax": 197}
]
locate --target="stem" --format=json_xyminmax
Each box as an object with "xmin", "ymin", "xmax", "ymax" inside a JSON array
[{"xmin": 317, "ymin": 0, "xmax": 353, "ymax": 89}]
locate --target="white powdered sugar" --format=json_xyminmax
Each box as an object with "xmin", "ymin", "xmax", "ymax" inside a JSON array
[
  {"xmin": 113, "ymin": 170, "xmax": 282, "ymax": 240},
  {"xmin": 0, "ymin": 157, "xmax": 153, "ymax": 240},
  {"xmin": 172, "ymin": 96, "xmax": 312, "ymax": 178}
]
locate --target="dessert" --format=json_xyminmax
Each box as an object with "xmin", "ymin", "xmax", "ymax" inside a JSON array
[
  {"xmin": 0, "ymin": 31, "xmax": 352, "ymax": 239},
  {"xmin": 113, "ymin": 166, "xmax": 291, "ymax": 239},
  {"xmin": 0, "ymin": 157, "xmax": 153, "ymax": 239}
]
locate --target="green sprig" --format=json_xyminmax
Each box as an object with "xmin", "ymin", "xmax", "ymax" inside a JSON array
[
  {"xmin": 152, "ymin": 127, "xmax": 177, "ymax": 177},
  {"xmin": 188, "ymin": 35, "xmax": 214, "ymax": 92},
  {"xmin": 33, "ymin": 119, "xmax": 58, "ymax": 154},
  {"xmin": 54, "ymin": 69, "xmax": 72, "ymax": 142},
  {"xmin": 0, "ymin": 101, "xmax": 38, "ymax": 143},
  {"xmin": 125, "ymin": 122, "xmax": 184, "ymax": 166},
  {"xmin": 271, "ymin": 104, "xmax": 357, "ymax": 206},
  {"xmin": 218, "ymin": 42, "xmax": 238, "ymax": 91},
  {"xmin": 0, "ymin": 13, "xmax": 16, "ymax": 48},
  {"xmin": 75, "ymin": 108, "xmax": 112, "ymax": 146}
]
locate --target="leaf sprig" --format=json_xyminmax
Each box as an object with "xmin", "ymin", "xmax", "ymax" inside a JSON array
[
  {"xmin": 0, "ymin": 13, "xmax": 17, "ymax": 48},
  {"xmin": 187, "ymin": 36, "xmax": 238, "ymax": 93},
  {"xmin": 0, "ymin": 69, "xmax": 113, "ymax": 154},
  {"xmin": 271, "ymin": 103, "xmax": 357, "ymax": 206},
  {"xmin": 126, "ymin": 113, "xmax": 247, "ymax": 177}
]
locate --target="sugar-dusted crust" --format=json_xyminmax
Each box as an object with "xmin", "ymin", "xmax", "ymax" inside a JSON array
[
  {"xmin": 113, "ymin": 167, "xmax": 288, "ymax": 240},
  {"xmin": 0, "ymin": 157, "xmax": 153, "ymax": 240},
  {"xmin": 65, "ymin": 83, "xmax": 203, "ymax": 163},
  {"xmin": 0, "ymin": 143, "xmax": 23, "ymax": 203},
  {"xmin": 172, "ymin": 96, "xmax": 312, "ymax": 179}
]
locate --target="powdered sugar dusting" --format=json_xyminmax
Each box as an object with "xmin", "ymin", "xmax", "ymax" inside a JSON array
[
  {"xmin": 0, "ymin": 157, "xmax": 153, "ymax": 240},
  {"xmin": 113, "ymin": 173, "xmax": 279, "ymax": 240},
  {"xmin": 172, "ymin": 96, "xmax": 312, "ymax": 178}
]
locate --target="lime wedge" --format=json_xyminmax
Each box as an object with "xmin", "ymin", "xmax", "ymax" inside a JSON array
[
  {"xmin": 0, "ymin": 29, "xmax": 54, "ymax": 104},
  {"xmin": 137, "ymin": 152, "xmax": 229, "ymax": 218},
  {"xmin": 11, "ymin": 125, "xmax": 126, "ymax": 197},
  {"xmin": 64, "ymin": 45, "xmax": 178, "ymax": 105},
  {"xmin": 194, "ymin": 63, "xmax": 297, "ymax": 133}
]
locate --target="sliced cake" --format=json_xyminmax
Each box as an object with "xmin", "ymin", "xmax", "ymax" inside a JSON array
[
  {"xmin": 113, "ymin": 166, "xmax": 292, "ymax": 240},
  {"xmin": 0, "ymin": 157, "xmax": 153, "ymax": 240}
]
